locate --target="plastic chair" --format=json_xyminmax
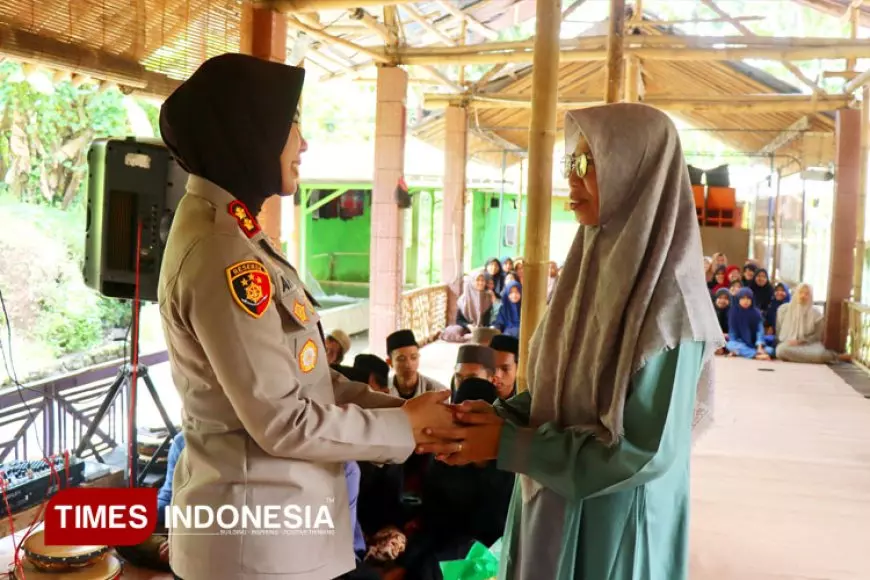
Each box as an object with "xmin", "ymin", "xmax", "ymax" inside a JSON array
[{"xmin": 705, "ymin": 187, "xmax": 736, "ymax": 227}]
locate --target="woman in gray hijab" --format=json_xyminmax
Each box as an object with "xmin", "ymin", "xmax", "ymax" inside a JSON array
[{"xmin": 417, "ymin": 103, "xmax": 722, "ymax": 580}]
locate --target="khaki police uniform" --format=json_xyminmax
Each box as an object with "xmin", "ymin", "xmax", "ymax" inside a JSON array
[{"xmin": 158, "ymin": 175, "xmax": 415, "ymax": 580}]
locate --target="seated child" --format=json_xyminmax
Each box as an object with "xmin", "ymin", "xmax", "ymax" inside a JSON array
[
  {"xmin": 713, "ymin": 288, "xmax": 730, "ymax": 355},
  {"xmin": 726, "ymin": 287, "xmax": 774, "ymax": 360},
  {"xmin": 492, "ymin": 281, "xmax": 521, "ymax": 338}
]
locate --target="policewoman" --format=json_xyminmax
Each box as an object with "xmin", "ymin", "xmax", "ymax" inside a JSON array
[{"xmin": 158, "ymin": 54, "xmax": 451, "ymax": 580}]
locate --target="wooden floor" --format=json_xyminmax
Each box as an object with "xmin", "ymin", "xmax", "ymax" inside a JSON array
[
  {"xmin": 689, "ymin": 358, "xmax": 870, "ymax": 580},
  {"xmin": 3, "ymin": 350, "xmax": 869, "ymax": 579}
]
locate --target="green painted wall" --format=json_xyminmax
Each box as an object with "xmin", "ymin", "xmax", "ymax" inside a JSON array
[
  {"xmin": 303, "ymin": 185, "xmax": 372, "ymax": 284},
  {"xmin": 468, "ymin": 192, "xmax": 577, "ymax": 268},
  {"xmin": 299, "ymin": 186, "xmax": 578, "ymax": 295},
  {"xmin": 301, "ymin": 185, "xmax": 444, "ymax": 294}
]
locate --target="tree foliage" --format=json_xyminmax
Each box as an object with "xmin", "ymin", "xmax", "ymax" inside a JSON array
[{"xmin": 0, "ymin": 62, "xmax": 131, "ymax": 209}]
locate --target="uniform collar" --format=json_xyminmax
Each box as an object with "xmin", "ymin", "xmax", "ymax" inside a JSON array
[{"xmin": 187, "ymin": 175, "xmax": 264, "ymax": 240}]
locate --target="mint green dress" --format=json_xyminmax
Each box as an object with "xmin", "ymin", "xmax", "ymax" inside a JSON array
[{"xmin": 494, "ymin": 341, "xmax": 706, "ymax": 580}]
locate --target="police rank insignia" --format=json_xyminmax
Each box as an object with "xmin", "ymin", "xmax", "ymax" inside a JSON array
[
  {"xmin": 292, "ymin": 300, "xmax": 309, "ymax": 323},
  {"xmin": 228, "ymin": 200, "xmax": 261, "ymax": 239},
  {"xmin": 299, "ymin": 339, "xmax": 318, "ymax": 373},
  {"xmin": 226, "ymin": 260, "xmax": 272, "ymax": 318}
]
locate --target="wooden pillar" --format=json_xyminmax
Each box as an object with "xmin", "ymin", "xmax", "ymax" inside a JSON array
[
  {"xmin": 516, "ymin": 0, "xmax": 560, "ymax": 393},
  {"xmin": 239, "ymin": 3, "xmax": 292, "ymax": 255},
  {"xmin": 370, "ymin": 66, "xmax": 408, "ymax": 356},
  {"xmin": 854, "ymin": 86, "xmax": 870, "ymax": 302},
  {"xmin": 825, "ymin": 109, "xmax": 861, "ymax": 352},
  {"xmin": 442, "ymin": 106, "xmax": 467, "ymax": 284},
  {"xmin": 604, "ymin": 0, "xmax": 626, "ymax": 103}
]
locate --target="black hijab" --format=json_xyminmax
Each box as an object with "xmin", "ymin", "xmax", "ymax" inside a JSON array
[
  {"xmin": 752, "ymin": 268, "xmax": 773, "ymax": 312},
  {"xmin": 713, "ymin": 288, "xmax": 730, "ymax": 333},
  {"xmin": 159, "ymin": 53, "xmax": 305, "ymax": 214}
]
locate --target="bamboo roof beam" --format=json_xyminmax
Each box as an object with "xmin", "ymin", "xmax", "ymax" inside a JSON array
[
  {"xmin": 0, "ymin": 25, "xmax": 179, "ymax": 98},
  {"xmin": 287, "ymin": 14, "xmax": 393, "ymax": 64},
  {"xmin": 400, "ymin": 4, "xmax": 457, "ymax": 46},
  {"xmin": 634, "ymin": 16, "xmax": 764, "ymax": 26},
  {"xmin": 391, "ymin": 43, "xmax": 870, "ymax": 65},
  {"xmin": 474, "ymin": 63, "xmax": 507, "ymax": 89},
  {"xmin": 348, "ymin": 8, "xmax": 398, "ymax": 45},
  {"xmin": 386, "ymin": 35, "xmax": 870, "ymax": 57},
  {"xmin": 435, "ymin": 0, "xmax": 499, "ymax": 41},
  {"xmin": 260, "ymin": 0, "xmax": 412, "ymax": 10},
  {"xmin": 562, "ymin": 0, "xmax": 590, "ymax": 20},
  {"xmin": 423, "ymin": 93, "xmax": 852, "ymax": 113},
  {"xmin": 756, "ymin": 116, "xmax": 811, "ymax": 154},
  {"xmin": 845, "ymin": 68, "xmax": 870, "ymax": 93},
  {"xmin": 698, "ymin": 0, "xmax": 825, "ymax": 95},
  {"xmin": 383, "ymin": 5, "xmax": 401, "ymax": 49}
]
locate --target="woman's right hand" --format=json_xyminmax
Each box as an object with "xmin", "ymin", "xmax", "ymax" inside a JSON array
[{"xmin": 402, "ymin": 390, "xmax": 454, "ymax": 444}]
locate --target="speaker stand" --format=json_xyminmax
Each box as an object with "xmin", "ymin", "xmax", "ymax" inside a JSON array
[{"xmin": 74, "ymin": 363, "xmax": 177, "ymax": 487}]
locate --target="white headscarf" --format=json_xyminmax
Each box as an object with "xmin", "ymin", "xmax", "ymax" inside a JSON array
[
  {"xmin": 778, "ymin": 283, "xmax": 823, "ymax": 342},
  {"xmin": 526, "ymin": 103, "xmax": 724, "ymax": 447}
]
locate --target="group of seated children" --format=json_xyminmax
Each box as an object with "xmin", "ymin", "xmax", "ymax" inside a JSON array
[
  {"xmin": 442, "ymin": 256, "xmax": 561, "ymax": 343},
  {"xmin": 706, "ymin": 252, "xmax": 848, "ymax": 364}
]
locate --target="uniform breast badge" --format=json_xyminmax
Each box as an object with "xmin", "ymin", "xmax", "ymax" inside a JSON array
[
  {"xmin": 299, "ymin": 339, "xmax": 318, "ymax": 373},
  {"xmin": 226, "ymin": 260, "xmax": 272, "ymax": 318},
  {"xmin": 228, "ymin": 200, "xmax": 262, "ymax": 238}
]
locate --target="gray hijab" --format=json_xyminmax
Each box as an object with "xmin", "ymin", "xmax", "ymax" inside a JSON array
[{"xmin": 526, "ymin": 103, "xmax": 723, "ymax": 447}]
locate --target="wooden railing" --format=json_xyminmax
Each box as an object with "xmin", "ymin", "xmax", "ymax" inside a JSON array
[
  {"xmin": 400, "ymin": 284, "xmax": 449, "ymax": 346},
  {"xmin": 0, "ymin": 351, "xmax": 169, "ymax": 463},
  {"xmin": 846, "ymin": 301, "xmax": 870, "ymax": 373}
]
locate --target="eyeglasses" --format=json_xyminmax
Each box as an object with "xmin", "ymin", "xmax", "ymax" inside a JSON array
[{"xmin": 562, "ymin": 152, "xmax": 593, "ymax": 179}]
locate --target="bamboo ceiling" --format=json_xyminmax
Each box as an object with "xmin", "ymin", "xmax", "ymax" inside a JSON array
[{"xmin": 0, "ymin": 0, "xmax": 859, "ymax": 169}]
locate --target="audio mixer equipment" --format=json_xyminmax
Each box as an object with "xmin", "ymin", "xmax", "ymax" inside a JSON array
[{"xmin": 0, "ymin": 456, "xmax": 85, "ymax": 517}]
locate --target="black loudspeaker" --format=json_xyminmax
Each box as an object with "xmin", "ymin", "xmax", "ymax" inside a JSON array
[
  {"xmin": 394, "ymin": 177, "xmax": 412, "ymax": 209},
  {"xmin": 83, "ymin": 137, "xmax": 187, "ymax": 302}
]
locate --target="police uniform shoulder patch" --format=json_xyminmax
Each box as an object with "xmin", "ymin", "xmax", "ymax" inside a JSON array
[
  {"xmin": 299, "ymin": 339, "xmax": 318, "ymax": 373},
  {"xmin": 226, "ymin": 260, "xmax": 272, "ymax": 318},
  {"xmin": 228, "ymin": 200, "xmax": 261, "ymax": 239}
]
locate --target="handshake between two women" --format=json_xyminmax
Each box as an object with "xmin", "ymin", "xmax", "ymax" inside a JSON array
[{"xmin": 402, "ymin": 390, "xmax": 505, "ymax": 466}]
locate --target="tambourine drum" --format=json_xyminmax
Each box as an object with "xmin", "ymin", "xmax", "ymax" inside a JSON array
[
  {"xmin": 21, "ymin": 531, "xmax": 110, "ymax": 573},
  {"xmin": 11, "ymin": 554, "xmax": 122, "ymax": 579}
]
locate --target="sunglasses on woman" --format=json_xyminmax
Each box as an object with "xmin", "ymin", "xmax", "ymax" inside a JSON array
[{"xmin": 562, "ymin": 152, "xmax": 594, "ymax": 179}]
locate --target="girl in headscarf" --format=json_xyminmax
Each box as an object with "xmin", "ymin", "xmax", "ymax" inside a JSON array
[
  {"xmin": 726, "ymin": 287, "xmax": 773, "ymax": 360},
  {"xmin": 726, "ymin": 265, "xmax": 742, "ymax": 285},
  {"xmin": 492, "ymin": 280, "xmax": 521, "ymax": 338},
  {"xmin": 503, "ymin": 257, "xmax": 515, "ymax": 272},
  {"xmin": 417, "ymin": 104, "xmax": 723, "ymax": 580},
  {"xmin": 713, "ymin": 288, "xmax": 731, "ymax": 335},
  {"xmin": 752, "ymin": 268, "xmax": 773, "ymax": 312},
  {"xmin": 704, "ymin": 256, "xmax": 714, "ymax": 286},
  {"xmin": 710, "ymin": 265, "xmax": 728, "ymax": 293},
  {"xmin": 741, "ymin": 263, "xmax": 758, "ymax": 287},
  {"xmin": 513, "ymin": 259, "xmax": 525, "ymax": 284},
  {"xmin": 442, "ymin": 273, "xmax": 496, "ymax": 342},
  {"xmin": 712, "ymin": 252, "xmax": 728, "ymax": 270},
  {"xmin": 775, "ymin": 283, "xmax": 850, "ymax": 364},
  {"xmin": 765, "ymin": 282, "xmax": 791, "ymax": 334},
  {"xmin": 485, "ymin": 258, "xmax": 506, "ymax": 298}
]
